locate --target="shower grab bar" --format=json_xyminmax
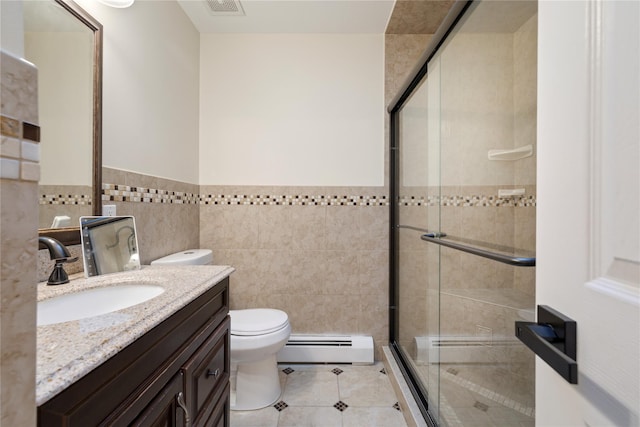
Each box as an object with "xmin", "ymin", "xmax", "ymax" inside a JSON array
[
  {"xmin": 397, "ymin": 225, "xmax": 447, "ymax": 237},
  {"xmin": 421, "ymin": 233, "xmax": 535, "ymax": 267}
]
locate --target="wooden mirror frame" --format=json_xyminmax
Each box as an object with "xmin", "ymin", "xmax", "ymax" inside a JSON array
[{"xmin": 38, "ymin": 0, "xmax": 102, "ymax": 247}]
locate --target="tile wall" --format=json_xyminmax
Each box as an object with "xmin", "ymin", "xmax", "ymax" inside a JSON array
[
  {"xmin": 38, "ymin": 184, "xmax": 92, "ymax": 229},
  {"xmin": 37, "ymin": 168, "xmax": 200, "ymax": 282},
  {"xmin": 0, "ymin": 50, "xmax": 39, "ymax": 426},
  {"xmin": 37, "ymin": 178, "xmax": 390, "ymax": 358},
  {"xmin": 101, "ymin": 167, "xmax": 200, "ymax": 265},
  {"xmin": 199, "ymin": 185, "xmax": 389, "ymax": 359}
]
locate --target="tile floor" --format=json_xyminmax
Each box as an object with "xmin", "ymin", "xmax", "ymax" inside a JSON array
[
  {"xmin": 230, "ymin": 363, "xmax": 408, "ymax": 427},
  {"xmin": 413, "ymin": 363, "xmax": 535, "ymax": 427}
]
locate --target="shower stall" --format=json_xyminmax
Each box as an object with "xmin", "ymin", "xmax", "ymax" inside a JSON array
[{"xmin": 388, "ymin": 1, "xmax": 538, "ymax": 426}]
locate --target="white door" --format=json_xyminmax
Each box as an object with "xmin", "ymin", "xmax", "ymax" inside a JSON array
[{"xmin": 536, "ymin": 0, "xmax": 640, "ymax": 426}]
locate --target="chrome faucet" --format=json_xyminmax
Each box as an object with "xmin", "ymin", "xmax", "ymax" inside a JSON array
[{"xmin": 38, "ymin": 236, "xmax": 78, "ymax": 285}]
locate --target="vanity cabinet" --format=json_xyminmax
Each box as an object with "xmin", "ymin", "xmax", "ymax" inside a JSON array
[{"xmin": 38, "ymin": 278, "xmax": 230, "ymax": 427}]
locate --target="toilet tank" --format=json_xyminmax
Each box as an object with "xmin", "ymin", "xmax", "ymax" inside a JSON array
[{"xmin": 150, "ymin": 249, "xmax": 213, "ymax": 266}]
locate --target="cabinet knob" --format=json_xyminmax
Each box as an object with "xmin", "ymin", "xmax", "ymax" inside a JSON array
[{"xmin": 206, "ymin": 368, "xmax": 220, "ymax": 378}]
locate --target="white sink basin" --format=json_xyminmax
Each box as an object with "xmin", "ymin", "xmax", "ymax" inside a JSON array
[{"xmin": 38, "ymin": 284, "xmax": 165, "ymax": 326}]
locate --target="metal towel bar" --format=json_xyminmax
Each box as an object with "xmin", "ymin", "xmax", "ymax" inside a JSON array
[{"xmin": 420, "ymin": 233, "xmax": 536, "ymax": 267}]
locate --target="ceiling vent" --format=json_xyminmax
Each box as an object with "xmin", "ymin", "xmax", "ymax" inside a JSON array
[{"xmin": 205, "ymin": 0, "xmax": 245, "ymax": 16}]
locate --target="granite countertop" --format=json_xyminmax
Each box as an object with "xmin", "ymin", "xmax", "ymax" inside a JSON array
[{"xmin": 36, "ymin": 265, "xmax": 234, "ymax": 406}]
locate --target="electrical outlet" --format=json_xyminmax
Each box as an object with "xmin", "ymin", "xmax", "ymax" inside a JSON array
[{"xmin": 102, "ymin": 204, "xmax": 116, "ymax": 216}]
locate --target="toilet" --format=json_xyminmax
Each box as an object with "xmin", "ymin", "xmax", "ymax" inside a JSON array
[
  {"xmin": 150, "ymin": 249, "xmax": 292, "ymax": 411},
  {"xmin": 150, "ymin": 249, "xmax": 213, "ymax": 266},
  {"xmin": 228, "ymin": 308, "xmax": 291, "ymax": 410}
]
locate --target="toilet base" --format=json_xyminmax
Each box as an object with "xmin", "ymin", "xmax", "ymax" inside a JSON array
[{"xmin": 230, "ymin": 355, "xmax": 282, "ymax": 411}]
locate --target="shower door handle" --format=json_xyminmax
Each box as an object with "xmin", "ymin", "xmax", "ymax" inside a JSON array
[{"xmin": 515, "ymin": 305, "xmax": 578, "ymax": 384}]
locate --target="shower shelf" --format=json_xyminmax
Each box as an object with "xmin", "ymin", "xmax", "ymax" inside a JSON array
[
  {"xmin": 421, "ymin": 233, "xmax": 535, "ymax": 267},
  {"xmin": 488, "ymin": 144, "xmax": 533, "ymax": 161}
]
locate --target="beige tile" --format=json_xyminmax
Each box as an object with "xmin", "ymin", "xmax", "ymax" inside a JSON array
[
  {"xmin": 0, "ymin": 179, "xmax": 38, "ymax": 427},
  {"xmin": 338, "ymin": 364, "xmax": 399, "ymax": 407},
  {"xmin": 200, "ymin": 204, "xmax": 259, "ymax": 250},
  {"xmin": 358, "ymin": 250, "xmax": 388, "ymax": 295},
  {"xmin": 359, "ymin": 206, "xmax": 389, "ymax": 251},
  {"xmin": 290, "ymin": 205, "xmax": 326, "ymax": 251},
  {"xmin": 258, "ymin": 205, "xmax": 293, "ymax": 249},
  {"xmin": 281, "ymin": 368, "xmax": 339, "ymax": 406},
  {"xmin": 230, "ymin": 406, "xmax": 279, "ymax": 427},
  {"xmin": 342, "ymin": 407, "xmax": 407, "ymax": 427},
  {"xmin": 101, "ymin": 166, "xmax": 127, "ymax": 185},
  {"xmin": 128, "ymin": 170, "xmax": 159, "ymax": 191},
  {"xmin": 1, "ymin": 135, "xmax": 20, "ymax": 157},
  {"xmin": 277, "ymin": 406, "xmax": 342, "ymax": 427},
  {"xmin": 1, "ymin": 52, "xmax": 39, "ymax": 124},
  {"xmin": 322, "ymin": 250, "xmax": 359, "ymax": 296},
  {"xmin": 325, "ymin": 206, "xmax": 360, "ymax": 250},
  {"xmin": 286, "ymin": 250, "xmax": 327, "ymax": 295}
]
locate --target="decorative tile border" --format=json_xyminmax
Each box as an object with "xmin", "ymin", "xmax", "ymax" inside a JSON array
[
  {"xmin": 398, "ymin": 194, "xmax": 536, "ymax": 207},
  {"xmin": 40, "ymin": 194, "xmax": 92, "ymax": 206},
  {"xmin": 102, "ymin": 184, "xmax": 199, "ymax": 205},
  {"xmin": 199, "ymin": 194, "xmax": 389, "ymax": 206},
  {"xmin": 102, "ymin": 183, "xmax": 389, "ymax": 206},
  {"xmin": 100, "ymin": 184, "xmax": 536, "ymax": 208}
]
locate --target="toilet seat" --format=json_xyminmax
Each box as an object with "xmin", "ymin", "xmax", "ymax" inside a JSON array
[{"xmin": 230, "ymin": 309, "xmax": 289, "ymax": 336}]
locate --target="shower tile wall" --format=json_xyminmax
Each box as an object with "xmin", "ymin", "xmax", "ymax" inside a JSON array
[
  {"xmin": 437, "ymin": 13, "xmax": 538, "ymax": 340},
  {"xmin": 0, "ymin": 50, "xmax": 39, "ymax": 426},
  {"xmin": 199, "ymin": 185, "xmax": 389, "ymax": 359}
]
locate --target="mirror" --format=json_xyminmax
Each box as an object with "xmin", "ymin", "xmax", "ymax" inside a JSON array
[
  {"xmin": 80, "ymin": 216, "xmax": 141, "ymax": 277},
  {"xmin": 27, "ymin": 0, "xmax": 103, "ymax": 246}
]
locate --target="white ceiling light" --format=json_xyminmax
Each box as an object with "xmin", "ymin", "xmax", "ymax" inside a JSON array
[{"xmin": 96, "ymin": 0, "xmax": 134, "ymax": 8}]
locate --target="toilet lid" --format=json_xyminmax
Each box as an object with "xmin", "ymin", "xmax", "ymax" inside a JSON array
[{"xmin": 230, "ymin": 309, "xmax": 289, "ymax": 336}]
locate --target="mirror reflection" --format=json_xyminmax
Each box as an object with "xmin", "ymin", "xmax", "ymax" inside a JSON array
[
  {"xmin": 25, "ymin": 0, "xmax": 102, "ymax": 237},
  {"xmin": 80, "ymin": 216, "xmax": 141, "ymax": 277}
]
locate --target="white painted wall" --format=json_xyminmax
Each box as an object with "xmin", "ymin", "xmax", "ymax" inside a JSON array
[
  {"xmin": 0, "ymin": 0, "xmax": 23, "ymax": 56},
  {"xmin": 74, "ymin": 0, "xmax": 200, "ymax": 184},
  {"xmin": 199, "ymin": 33, "xmax": 384, "ymax": 186},
  {"xmin": 25, "ymin": 31, "xmax": 93, "ymax": 186}
]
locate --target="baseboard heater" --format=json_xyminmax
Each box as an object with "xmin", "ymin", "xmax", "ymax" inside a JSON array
[{"xmin": 277, "ymin": 335, "xmax": 374, "ymax": 365}]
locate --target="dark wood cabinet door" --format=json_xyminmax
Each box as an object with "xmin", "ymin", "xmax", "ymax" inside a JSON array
[
  {"xmin": 184, "ymin": 316, "xmax": 230, "ymax": 425},
  {"xmin": 130, "ymin": 372, "xmax": 186, "ymax": 427}
]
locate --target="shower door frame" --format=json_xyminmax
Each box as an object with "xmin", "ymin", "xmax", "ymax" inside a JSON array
[{"xmin": 387, "ymin": 1, "xmax": 473, "ymax": 425}]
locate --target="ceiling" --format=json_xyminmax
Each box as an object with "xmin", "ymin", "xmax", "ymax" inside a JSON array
[{"xmin": 176, "ymin": 0, "xmax": 396, "ymax": 33}]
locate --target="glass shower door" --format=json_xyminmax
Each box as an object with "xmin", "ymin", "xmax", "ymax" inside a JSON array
[
  {"xmin": 435, "ymin": 3, "xmax": 537, "ymax": 425},
  {"xmin": 391, "ymin": 1, "xmax": 538, "ymax": 426},
  {"xmin": 395, "ymin": 58, "xmax": 443, "ymax": 421}
]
